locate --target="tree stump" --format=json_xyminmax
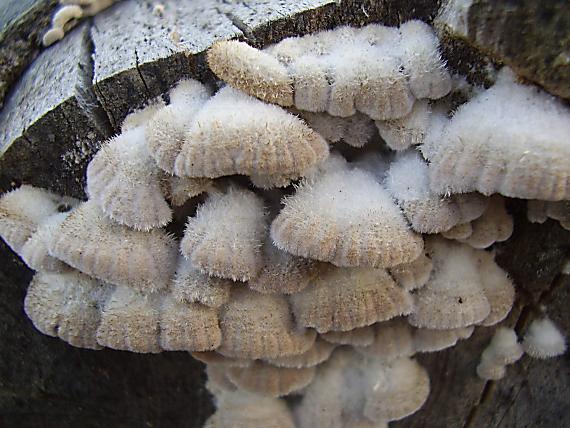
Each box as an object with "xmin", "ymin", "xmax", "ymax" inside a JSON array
[{"xmin": 0, "ymin": 1, "xmax": 568, "ymax": 427}]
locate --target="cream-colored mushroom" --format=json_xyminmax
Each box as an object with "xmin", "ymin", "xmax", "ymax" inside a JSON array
[
  {"xmin": 413, "ymin": 326, "xmax": 474, "ymax": 353},
  {"xmin": 290, "ymin": 265, "xmax": 414, "ymax": 333},
  {"xmin": 476, "ymin": 251, "xmax": 515, "ymax": 326},
  {"xmin": 476, "ymin": 327, "xmax": 523, "ymax": 380},
  {"xmin": 459, "ymin": 195, "xmax": 513, "ymax": 249},
  {"xmin": 321, "ymin": 326, "xmax": 375, "ymax": 347},
  {"xmin": 264, "ymin": 338, "xmax": 336, "ymax": 368},
  {"xmin": 356, "ymin": 319, "xmax": 415, "ymax": 362},
  {"xmin": 522, "ymin": 318, "xmax": 567, "ymax": 359},
  {"xmin": 389, "ymin": 251, "xmax": 433, "ymax": 291}
]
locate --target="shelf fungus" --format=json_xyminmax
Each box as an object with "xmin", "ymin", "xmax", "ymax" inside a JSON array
[
  {"xmin": 408, "ymin": 239, "xmax": 491, "ymax": 329},
  {"xmin": 522, "ymin": 318, "xmax": 567, "ymax": 359},
  {"xmin": 290, "ymin": 265, "xmax": 414, "ymax": 333},
  {"xmin": 3, "ymin": 15, "xmax": 570, "ymax": 428},
  {"xmin": 208, "ymin": 21, "xmax": 450, "ymax": 120},
  {"xmin": 422, "ymin": 69, "xmax": 570, "ymax": 201},
  {"xmin": 477, "ymin": 327, "xmax": 523, "ymax": 380},
  {"xmin": 217, "ymin": 288, "xmax": 316, "ymax": 359},
  {"xmin": 180, "ymin": 187, "xmax": 267, "ymax": 282},
  {"xmin": 271, "ymin": 161, "xmax": 424, "ymax": 268}
]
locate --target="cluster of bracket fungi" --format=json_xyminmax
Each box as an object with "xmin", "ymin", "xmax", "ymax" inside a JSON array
[{"xmin": 2, "ymin": 20, "xmax": 569, "ymax": 428}]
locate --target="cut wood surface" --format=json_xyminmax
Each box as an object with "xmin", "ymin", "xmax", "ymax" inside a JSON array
[{"xmin": 0, "ymin": 1, "xmax": 569, "ymax": 427}]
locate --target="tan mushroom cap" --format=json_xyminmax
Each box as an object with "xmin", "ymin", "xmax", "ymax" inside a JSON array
[
  {"xmin": 477, "ymin": 327, "xmax": 523, "ymax": 380},
  {"xmin": 527, "ymin": 200, "xmax": 570, "ymax": 230},
  {"xmin": 86, "ymin": 126, "xmax": 172, "ymax": 231},
  {"xmin": 164, "ymin": 175, "xmax": 211, "ymax": 207},
  {"xmin": 422, "ymin": 69, "xmax": 570, "ymax": 201},
  {"xmin": 159, "ymin": 294, "xmax": 221, "ymax": 352},
  {"xmin": 207, "ymin": 40, "xmax": 294, "ymax": 107},
  {"xmin": 290, "ymin": 266, "xmax": 414, "ymax": 333},
  {"xmin": 522, "ymin": 318, "xmax": 567, "ymax": 359},
  {"xmin": 459, "ymin": 195, "xmax": 513, "ymax": 249},
  {"xmin": 408, "ymin": 239, "xmax": 490, "ymax": 329},
  {"xmin": 205, "ymin": 391, "xmax": 295, "ymax": 428},
  {"xmin": 363, "ymin": 357, "xmax": 430, "ymax": 422},
  {"xmin": 226, "ymin": 361, "xmax": 316, "ymax": 397},
  {"xmin": 441, "ymin": 222, "xmax": 473, "ymax": 240},
  {"xmin": 96, "ymin": 285, "xmax": 162, "ymax": 353},
  {"xmin": 413, "ymin": 326, "xmax": 474, "ymax": 353},
  {"xmin": 50, "ymin": 201, "xmax": 178, "ymax": 292},
  {"xmin": 248, "ymin": 239, "xmax": 322, "ymax": 295},
  {"xmin": 389, "ymin": 252, "xmax": 433, "ymax": 291},
  {"xmin": 271, "ymin": 165, "xmax": 424, "ymax": 268},
  {"xmin": 300, "ymin": 111, "xmax": 376, "ymax": 148},
  {"xmin": 357, "ymin": 319, "xmax": 415, "ymax": 361},
  {"xmin": 376, "ymin": 100, "xmax": 431, "ymax": 151},
  {"xmin": 172, "ymin": 257, "xmax": 232, "ymax": 309},
  {"xmin": 146, "ymin": 79, "xmax": 212, "ymax": 173},
  {"xmin": 476, "ymin": 251, "xmax": 515, "ymax": 326},
  {"xmin": 174, "ymin": 87, "xmax": 328, "ymax": 179},
  {"xmin": 217, "ymin": 287, "xmax": 316, "ymax": 359},
  {"xmin": 24, "ymin": 271, "xmax": 109, "ymax": 350},
  {"xmin": 321, "ymin": 326, "xmax": 375, "ymax": 347},
  {"xmin": 20, "ymin": 212, "xmax": 72, "ymax": 272},
  {"xmin": 399, "ymin": 20, "xmax": 451, "ymax": 100},
  {"xmin": 180, "ymin": 188, "xmax": 267, "ymax": 282},
  {"xmin": 264, "ymin": 338, "xmax": 336, "ymax": 368},
  {"xmin": 205, "ymin": 363, "xmax": 237, "ymax": 396},
  {"xmin": 0, "ymin": 185, "xmax": 63, "ymax": 254}
]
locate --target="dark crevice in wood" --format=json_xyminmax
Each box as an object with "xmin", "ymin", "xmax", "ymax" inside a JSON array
[{"xmin": 134, "ymin": 48, "xmax": 152, "ymax": 98}]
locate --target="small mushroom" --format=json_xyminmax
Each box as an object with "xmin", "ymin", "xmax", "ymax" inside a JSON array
[
  {"xmin": 271, "ymin": 162, "xmax": 424, "ymax": 268},
  {"xmin": 300, "ymin": 111, "xmax": 376, "ymax": 148},
  {"xmin": 191, "ymin": 351, "xmax": 251, "ymax": 367},
  {"xmin": 180, "ymin": 187, "xmax": 267, "ymax": 282},
  {"xmin": 24, "ymin": 270, "xmax": 110, "ymax": 350},
  {"xmin": 96, "ymin": 285, "xmax": 162, "ymax": 353},
  {"xmin": 413, "ymin": 326, "xmax": 474, "ymax": 353},
  {"xmin": 290, "ymin": 265, "xmax": 414, "ymax": 333},
  {"xmin": 146, "ymin": 79, "xmax": 212, "ymax": 173},
  {"xmin": 389, "ymin": 251, "xmax": 433, "ymax": 291},
  {"xmin": 522, "ymin": 318, "xmax": 567, "ymax": 359},
  {"xmin": 217, "ymin": 288, "xmax": 316, "ymax": 359},
  {"xmin": 172, "ymin": 257, "xmax": 232, "ymax": 309},
  {"xmin": 86, "ymin": 125, "xmax": 173, "ymax": 230},
  {"xmin": 527, "ymin": 200, "xmax": 570, "ymax": 230},
  {"xmin": 476, "ymin": 327, "xmax": 523, "ymax": 380},
  {"xmin": 226, "ymin": 361, "xmax": 316, "ymax": 397},
  {"xmin": 159, "ymin": 293, "xmax": 221, "ymax": 352},
  {"xmin": 376, "ymin": 101, "xmax": 431, "ymax": 151},
  {"xmin": 441, "ymin": 222, "xmax": 473, "ymax": 240},
  {"xmin": 476, "ymin": 251, "xmax": 515, "ymax": 326},
  {"xmin": 207, "ymin": 40, "xmax": 294, "ymax": 107},
  {"xmin": 356, "ymin": 319, "xmax": 415, "ymax": 362},
  {"xmin": 49, "ymin": 201, "xmax": 178, "ymax": 292},
  {"xmin": 408, "ymin": 238, "xmax": 490, "ymax": 329},
  {"xmin": 164, "ymin": 175, "xmax": 212, "ymax": 207},
  {"xmin": 458, "ymin": 195, "xmax": 513, "ymax": 249},
  {"xmin": 174, "ymin": 87, "xmax": 329, "ymax": 181}
]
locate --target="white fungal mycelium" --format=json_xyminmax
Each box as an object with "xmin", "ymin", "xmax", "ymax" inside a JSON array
[
  {"xmin": 3, "ymin": 16, "xmax": 570, "ymax": 428},
  {"xmin": 522, "ymin": 318, "xmax": 567, "ymax": 359}
]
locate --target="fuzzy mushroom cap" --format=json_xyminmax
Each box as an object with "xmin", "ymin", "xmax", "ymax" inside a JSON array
[
  {"xmin": 86, "ymin": 126, "xmax": 172, "ymax": 231},
  {"xmin": 422, "ymin": 68, "xmax": 570, "ymax": 201},
  {"xmin": 146, "ymin": 79, "xmax": 212, "ymax": 173},
  {"xmin": 248, "ymin": 239, "xmax": 322, "ymax": 295},
  {"xmin": 476, "ymin": 251, "xmax": 515, "ymax": 326},
  {"xmin": 225, "ymin": 361, "xmax": 316, "ymax": 397},
  {"xmin": 290, "ymin": 265, "xmax": 414, "ymax": 333},
  {"xmin": 24, "ymin": 270, "xmax": 109, "ymax": 350},
  {"xmin": 363, "ymin": 357, "xmax": 431, "ymax": 422},
  {"xmin": 217, "ymin": 288, "xmax": 316, "ymax": 359},
  {"xmin": 172, "ymin": 257, "xmax": 232, "ymax": 308},
  {"xmin": 459, "ymin": 195, "xmax": 513, "ymax": 249},
  {"xmin": 356, "ymin": 319, "xmax": 415, "ymax": 361},
  {"xmin": 0, "ymin": 185, "xmax": 63, "ymax": 254},
  {"xmin": 174, "ymin": 87, "xmax": 329, "ymax": 180},
  {"xmin": 49, "ymin": 201, "xmax": 178, "ymax": 292},
  {"xmin": 389, "ymin": 251, "xmax": 433, "ymax": 291},
  {"xmin": 301, "ymin": 111, "xmax": 376, "ymax": 148},
  {"xmin": 523, "ymin": 318, "xmax": 567, "ymax": 359},
  {"xmin": 477, "ymin": 327, "xmax": 523, "ymax": 380},
  {"xmin": 376, "ymin": 100, "xmax": 431, "ymax": 151},
  {"xmin": 96, "ymin": 285, "xmax": 162, "ymax": 353},
  {"xmin": 159, "ymin": 294, "xmax": 221, "ymax": 352},
  {"xmin": 207, "ymin": 40, "xmax": 294, "ymax": 107},
  {"xmin": 271, "ymin": 163, "xmax": 424, "ymax": 268},
  {"xmin": 408, "ymin": 238, "xmax": 490, "ymax": 329},
  {"xmin": 264, "ymin": 338, "xmax": 336, "ymax": 368},
  {"xmin": 180, "ymin": 187, "xmax": 267, "ymax": 282}
]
